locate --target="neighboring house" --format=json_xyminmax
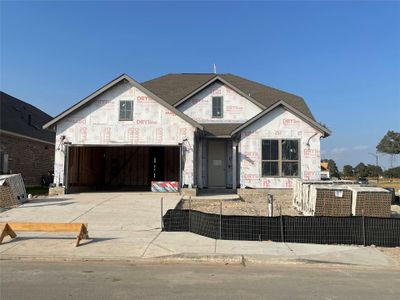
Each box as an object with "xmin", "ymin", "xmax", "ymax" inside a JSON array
[
  {"xmin": 0, "ymin": 91, "xmax": 55, "ymax": 186},
  {"xmin": 43, "ymin": 73, "xmax": 330, "ymax": 193},
  {"xmin": 320, "ymin": 162, "xmax": 330, "ymax": 180}
]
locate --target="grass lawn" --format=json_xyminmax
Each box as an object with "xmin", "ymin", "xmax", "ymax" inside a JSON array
[
  {"xmin": 376, "ymin": 178, "xmax": 400, "ymax": 190},
  {"xmin": 25, "ymin": 186, "xmax": 49, "ymax": 196}
]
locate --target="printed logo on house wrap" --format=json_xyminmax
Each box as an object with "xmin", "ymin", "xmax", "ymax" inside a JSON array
[
  {"xmin": 303, "ymin": 170, "xmax": 318, "ymax": 179},
  {"xmin": 95, "ymin": 99, "xmax": 114, "ymax": 108},
  {"xmin": 136, "ymin": 120, "xmax": 157, "ymax": 125},
  {"xmin": 283, "ymin": 118, "xmax": 300, "ymax": 126},
  {"xmin": 155, "ymin": 128, "xmax": 163, "ymax": 143},
  {"xmin": 79, "ymin": 127, "xmax": 87, "ymax": 142},
  {"xmin": 262, "ymin": 180, "xmax": 271, "ymax": 188},
  {"xmin": 226, "ymin": 105, "xmax": 244, "ymax": 114},
  {"xmin": 128, "ymin": 128, "xmax": 139, "ymax": 143},
  {"xmin": 303, "ymin": 148, "xmax": 320, "ymax": 157},
  {"xmin": 285, "ymin": 180, "xmax": 294, "ymax": 188},
  {"xmin": 65, "ymin": 117, "xmax": 86, "ymax": 124},
  {"xmin": 101, "ymin": 127, "xmax": 111, "ymax": 143},
  {"xmin": 137, "ymin": 95, "xmax": 156, "ymax": 104}
]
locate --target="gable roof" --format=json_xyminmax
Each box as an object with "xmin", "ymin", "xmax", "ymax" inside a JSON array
[
  {"xmin": 43, "ymin": 74, "xmax": 203, "ymax": 130},
  {"xmin": 141, "ymin": 73, "xmax": 315, "ymax": 120},
  {"xmin": 0, "ymin": 91, "xmax": 55, "ymax": 143},
  {"xmin": 231, "ymin": 100, "xmax": 331, "ymax": 137}
]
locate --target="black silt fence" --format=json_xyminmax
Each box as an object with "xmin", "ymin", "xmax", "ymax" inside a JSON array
[{"xmin": 162, "ymin": 209, "xmax": 400, "ymax": 247}]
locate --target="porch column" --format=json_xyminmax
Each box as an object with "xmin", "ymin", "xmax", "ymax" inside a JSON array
[
  {"xmin": 197, "ymin": 139, "xmax": 203, "ymax": 188},
  {"xmin": 232, "ymin": 141, "xmax": 237, "ymax": 190}
]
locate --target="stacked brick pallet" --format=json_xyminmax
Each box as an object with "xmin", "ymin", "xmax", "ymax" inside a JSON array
[
  {"xmin": 311, "ymin": 186, "xmax": 353, "ymax": 216},
  {"xmin": 292, "ymin": 179, "xmax": 392, "ymax": 217},
  {"xmin": 0, "ymin": 174, "xmax": 27, "ymax": 209},
  {"xmin": 349, "ymin": 186, "xmax": 392, "ymax": 218},
  {"xmin": 292, "ymin": 179, "xmax": 354, "ymax": 214}
]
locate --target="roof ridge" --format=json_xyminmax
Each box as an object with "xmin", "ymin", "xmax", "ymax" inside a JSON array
[
  {"xmin": 221, "ymin": 73, "xmax": 305, "ymax": 100},
  {"xmin": 0, "ymin": 91, "xmax": 53, "ymax": 118}
]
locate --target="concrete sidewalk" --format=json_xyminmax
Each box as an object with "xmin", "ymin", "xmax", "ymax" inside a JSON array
[{"xmin": 0, "ymin": 192, "xmax": 398, "ymax": 268}]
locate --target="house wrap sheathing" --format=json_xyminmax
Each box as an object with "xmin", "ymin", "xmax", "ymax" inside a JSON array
[
  {"xmin": 44, "ymin": 73, "xmax": 331, "ymax": 192},
  {"xmin": 53, "ymin": 80, "xmax": 196, "ymax": 187}
]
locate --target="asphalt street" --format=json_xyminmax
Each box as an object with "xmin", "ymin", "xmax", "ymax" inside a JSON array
[{"xmin": 0, "ymin": 260, "xmax": 399, "ymax": 299}]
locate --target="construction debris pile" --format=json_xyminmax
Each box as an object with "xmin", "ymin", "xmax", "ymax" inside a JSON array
[{"xmin": 293, "ymin": 179, "xmax": 392, "ymax": 218}]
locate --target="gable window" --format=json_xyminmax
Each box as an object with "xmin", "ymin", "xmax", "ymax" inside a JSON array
[
  {"xmin": 119, "ymin": 100, "xmax": 133, "ymax": 121},
  {"xmin": 261, "ymin": 139, "xmax": 299, "ymax": 177},
  {"xmin": 212, "ymin": 96, "xmax": 223, "ymax": 118}
]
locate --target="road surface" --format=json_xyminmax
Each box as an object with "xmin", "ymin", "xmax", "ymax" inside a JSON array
[{"xmin": 0, "ymin": 260, "xmax": 399, "ymax": 299}]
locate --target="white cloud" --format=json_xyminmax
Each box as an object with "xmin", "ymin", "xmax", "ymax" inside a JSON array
[{"xmin": 331, "ymin": 147, "xmax": 347, "ymax": 154}]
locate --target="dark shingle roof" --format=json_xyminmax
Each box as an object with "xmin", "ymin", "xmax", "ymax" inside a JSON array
[
  {"xmin": 201, "ymin": 123, "xmax": 242, "ymax": 137},
  {"xmin": 0, "ymin": 91, "xmax": 55, "ymax": 143},
  {"xmin": 141, "ymin": 73, "xmax": 315, "ymax": 120},
  {"xmin": 141, "ymin": 73, "xmax": 215, "ymax": 106}
]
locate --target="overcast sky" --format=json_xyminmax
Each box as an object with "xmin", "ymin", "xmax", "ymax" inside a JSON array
[{"xmin": 1, "ymin": 1, "xmax": 399, "ymax": 169}]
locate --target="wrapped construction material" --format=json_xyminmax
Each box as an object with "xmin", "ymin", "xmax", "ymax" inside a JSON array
[
  {"xmin": 309, "ymin": 185, "xmax": 353, "ymax": 216},
  {"xmin": 349, "ymin": 186, "xmax": 392, "ymax": 218},
  {"xmin": 0, "ymin": 174, "xmax": 27, "ymax": 208}
]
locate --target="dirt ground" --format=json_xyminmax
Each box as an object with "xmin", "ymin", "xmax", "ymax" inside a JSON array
[
  {"xmin": 379, "ymin": 247, "xmax": 400, "ymax": 265},
  {"xmin": 180, "ymin": 200, "xmax": 400, "ymax": 218},
  {"xmin": 179, "ymin": 198, "xmax": 300, "ymax": 216}
]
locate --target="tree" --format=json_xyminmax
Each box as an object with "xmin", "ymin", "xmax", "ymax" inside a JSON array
[
  {"xmin": 366, "ymin": 164, "xmax": 383, "ymax": 178},
  {"xmin": 376, "ymin": 131, "xmax": 400, "ymax": 168},
  {"xmin": 354, "ymin": 162, "xmax": 368, "ymax": 177},
  {"xmin": 383, "ymin": 167, "xmax": 400, "ymax": 178},
  {"xmin": 342, "ymin": 165, "xmax": 354, "ymax": 178},
  {"xmin": 321, "ymin": 159, "xmax": 340, "ymax": 179}
]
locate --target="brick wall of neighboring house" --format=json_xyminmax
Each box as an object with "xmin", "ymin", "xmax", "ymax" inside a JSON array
[{"xmin": 0, "ymin": 132, "xmax": 54, "ymax": 186}]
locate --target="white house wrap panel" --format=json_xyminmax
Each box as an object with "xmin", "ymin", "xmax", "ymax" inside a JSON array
[
  {"xmin": 177, "ymin": 82, "xmax": 262, "ymax": 123},
  {"xmin": 239, "ymin": 107, "xmax": 322, "ymax": 189},
  {"xmin": 54, "ymin": 81, "xmax": 195, "ymax": 186}
]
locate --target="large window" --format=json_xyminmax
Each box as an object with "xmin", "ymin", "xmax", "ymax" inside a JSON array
[
  {"xmin": 119, "ymin": 100, "xmax": 133, "ymax": 121},
  {"xmin": 261, "ymin": 139, "xmax": 299, "ymax": 177},
  {"xmin": 212, "ymin": 96, "xmax": 223, "ymax": 118}
]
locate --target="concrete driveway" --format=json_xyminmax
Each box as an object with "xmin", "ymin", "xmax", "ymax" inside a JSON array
[{"xmin": 0, "ymin": 192, "xmax": 181, "ymax": 259}]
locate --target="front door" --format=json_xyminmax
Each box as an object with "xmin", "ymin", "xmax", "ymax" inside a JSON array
[{"xmin": 207, "ymin": 140, "xmax": 226, "ymax": 187}]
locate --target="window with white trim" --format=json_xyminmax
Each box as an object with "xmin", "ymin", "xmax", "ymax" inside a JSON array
[
  {"xmin": 261, "ymin": 139, "xmax": 299, "ymax": 177},
  {"xmin": 119, "ymin": 100, "xmax": 133, "ymax": 121},
  {"xmin": 212, "ymin": 96, "xmax": 223, "ymax": 118}
]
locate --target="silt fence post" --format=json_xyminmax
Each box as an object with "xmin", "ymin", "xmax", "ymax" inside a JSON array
[
  {"xmin": 219, "ymin": 201, "xmax": 222, "ymax": 240},
  {"xmin": 279, "ymin": 205, "xmax": 284, "ymax": 243},
  {"xmin": 362, "ymin": 209, "xmax": 366, "ymax": 246},
  {"xmin": 189, "ymin": 196, "xmax": 192, "ymax": 232},
  {"xmin": 161, "ymin": 197, "xmax": 164, "ymax": 231}
]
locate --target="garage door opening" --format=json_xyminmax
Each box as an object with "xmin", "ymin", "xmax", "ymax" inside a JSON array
[{"xmin": 66, "ymin": 146, "xmax": 180, "ymax": 193}]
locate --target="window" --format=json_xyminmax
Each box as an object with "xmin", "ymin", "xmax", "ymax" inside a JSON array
[
  {"xmin": 119, "ymin": 100, "xmax": 133, "ymax": 121},
  {"xmin": 212, "ymin": 96, "xmax": 223, "ymax": 118},
  {"xmin": 261, "ymin": 139, "xmax": 299, "ymax": 177}
]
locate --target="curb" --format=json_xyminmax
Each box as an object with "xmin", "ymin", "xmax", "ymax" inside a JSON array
[{"xmin": 1, "ymin": 252, "xmax": 393, "ymax": 269}]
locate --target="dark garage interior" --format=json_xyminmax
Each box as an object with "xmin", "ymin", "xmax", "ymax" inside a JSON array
[{"xmin": 66, "ymin": 146, "xmax": 180, "ymax": 192}]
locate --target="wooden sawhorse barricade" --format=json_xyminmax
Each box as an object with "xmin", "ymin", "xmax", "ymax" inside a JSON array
[{"xmin": 0, "ymin": 223, "xmax": 89, "ymax": 247}]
